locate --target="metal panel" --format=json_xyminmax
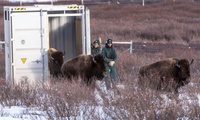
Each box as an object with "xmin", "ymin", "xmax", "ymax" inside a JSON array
[
  {"xmin": 48, "ymin": 14, "xmax": 82, "ymax": 17},
  {"xmin": 7, "ymin": 5, "xmax": 84, "ymax": 12},
  {"xmin": 11, "ymin": 12, "xmax": 48, "ymax": 84},
  {"xmin": 49, "ymin": 16, "xmax": 77, "ymax": 60},
  {"xmin": 48, "ymin": 6, "xmax": 86, "ymax": 60},
  {"xmin": 85, "ymin": 8, "xmax": 91, "ymax": 55},
  {"xmin": 75, "ymin": 18, "xmax": 82, "ymax": 56},
  {"xmin": 4, "ymin": 9, "xmax": 12, "ymax": 82},
  {"xmin": 81, "ymin": 8, "xmax": 85, "ymax": 55},
  {"xmin": 4, "ymin": 5, "xmax": 90, "ymax": 85}
]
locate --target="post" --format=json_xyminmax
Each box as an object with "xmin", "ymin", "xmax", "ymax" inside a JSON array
[
  {"xmin": 40, "ymin": 9, "xmax": 45, "ymax": 82},
  {"xmin": 142, "ymin": 0, "xmax": 145, "ymax": 6},
  {"xmin": 99, "ymin": 37, "xmax": 102, "ymax": 48},
  {"xmin": 85, "ymin": 8, "xmax": 91, "ymax": 55},
  {"xmin": 130, "ymin": 40, "xmax": 132, "ymax": 54},
  {"xmin": 81, "ymin": 6, "xmax": 85, "ymax": 54}
]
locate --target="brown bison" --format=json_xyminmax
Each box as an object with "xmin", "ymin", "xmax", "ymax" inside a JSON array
[
  {"xmin": 48, "ymin": 48, "xmax": 64, "ymax": 77},
  {"xmin": 61, "ymin": 54, "xmax": 106, "ymax": 85},
  {"xmin": 138, "ymin": 58, "xmax": 193, "ymax": 93}
]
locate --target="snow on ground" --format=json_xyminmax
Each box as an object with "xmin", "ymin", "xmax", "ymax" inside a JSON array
[
  {"xmin": 0, "ymin": 81, "xmax": 124, "ymax": 120},
  {"xmin": 0, "ymin": 106, "xmax": 46, "ymax": 120},
  {"xmin": 0, "ymin": 82, "xmax": 199, "ymax": 119}
]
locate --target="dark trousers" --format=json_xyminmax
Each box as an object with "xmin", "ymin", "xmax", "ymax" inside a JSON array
[{"xmin": 105, "ymin": 64, "xmax": 117, "ymax": 89}]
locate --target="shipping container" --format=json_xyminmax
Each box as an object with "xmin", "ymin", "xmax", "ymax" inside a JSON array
[{"xmin": 4, "ymin": 4, "xmax": 91, "ymax": 84}]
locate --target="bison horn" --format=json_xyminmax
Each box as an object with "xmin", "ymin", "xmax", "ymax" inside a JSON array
[
  {"xmin": 175, "ymin": 63, "xmax": 180, "ymax": 68},
  {"xmin": 92, "ymin": 56, "xmax": 97, "ymax": 64},
  {"xmin": 175, "ymin": 60, "xmax": 180, "ymax": 68},
  {"xmin": 50, "ymin": 54, "xmax": 54, "ymax": 60}
]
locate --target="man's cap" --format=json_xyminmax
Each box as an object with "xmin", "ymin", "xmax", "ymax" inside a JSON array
[
  {"xmin": 107, "ymin": 38, "xmax": 112, "ymax": 44},
  {"xmin": 93, "ymin": 39, "xmax": 100, "ymax": 44}
]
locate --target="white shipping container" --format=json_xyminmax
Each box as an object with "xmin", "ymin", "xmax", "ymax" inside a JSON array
[{"xmin": 4, "ymin": 4, "xmax": 91, "ymax": 85}]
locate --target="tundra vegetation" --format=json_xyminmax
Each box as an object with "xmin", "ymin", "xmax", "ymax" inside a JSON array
[{"xmin": 0, "ymin": 0, "xmax": 200, "ymax": 119}]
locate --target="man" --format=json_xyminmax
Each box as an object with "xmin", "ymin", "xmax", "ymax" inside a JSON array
[
  {"xmin": 91, "ymin": 39, "xmax": 101, "ymax": 56},
  {"xmin": 102, "ymin": 38, "xmax": 118, "ymax": 89}
]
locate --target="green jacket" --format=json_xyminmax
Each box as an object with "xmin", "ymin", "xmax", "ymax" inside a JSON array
[
  {"xmin": 102, "ymin": 43, "xmax": 117, "ymax": 64},
  {"xmin": 91, "ymin": 45, "xmax": 101, "ymax": 56}
]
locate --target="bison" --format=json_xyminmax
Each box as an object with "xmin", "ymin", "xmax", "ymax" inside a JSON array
[
  {"xmin": 61, "ymin": 54, "xmax": 106, "ymax": 85},
  {"xmin": 138, "ymin": 58, "xmax": 193, "ymax": 93},
  {"xmin": 48, "ymin": 48, "xmax": 64, "ymax": 77}
]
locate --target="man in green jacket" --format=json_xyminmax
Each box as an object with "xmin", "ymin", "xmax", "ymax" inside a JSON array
[
  {"xmin": 102, "ymin": 38, "xmax": 117, "ymax": 89},
  {"xmin": 91, "ymin": 39, "xmax": 101, "ymax": 56}
]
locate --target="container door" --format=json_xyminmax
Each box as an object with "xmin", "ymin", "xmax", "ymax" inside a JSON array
[{"xmin": 11, "ymin": 11, "xmax": 48, "ymax": 84}]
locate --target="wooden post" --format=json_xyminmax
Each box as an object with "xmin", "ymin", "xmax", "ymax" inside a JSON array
[
  {"xmin": 99, "ymin": 37, "xmax": 102, "ymax": 44},
  {"xmin": 98, "ymin": 37, "xmax": 102, "ymax": 49}
]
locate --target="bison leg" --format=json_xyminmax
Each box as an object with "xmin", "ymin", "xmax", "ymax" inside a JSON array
[
  {"xmin": 105, "ymin": 79, "xmax": 111, "ymax": 90},
  {"xmin": 138, "ymin": 75, "xmax": 144, "ymax": 87},
  {"xmin": 157, "ymin": 76, "xmax": 164, "ymax": 90},
  {"xmin": 174, "ymin": 81, "xmax": 181, "ymax": 94}
]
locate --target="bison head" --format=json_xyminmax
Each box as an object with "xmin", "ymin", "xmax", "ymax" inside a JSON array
[
  {"xmin": 175, "ymin": 59, "xmax": 192, "ymax": 86},
  {"xmin": 50, "ymin": 51, "xmax": 64, "ymax": 76},
  {"xmin": 91, "ymin": 54, "xmax": 106, "ymax": 80}
]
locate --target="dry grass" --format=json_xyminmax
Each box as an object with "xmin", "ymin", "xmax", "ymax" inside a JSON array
[
  {"xmin": 89, "ymin": 1, "xmax": 200, "ymax": 43},
  {"xmin": 0, "ymin": 48, "xmax": 200, "ymax": 119}
]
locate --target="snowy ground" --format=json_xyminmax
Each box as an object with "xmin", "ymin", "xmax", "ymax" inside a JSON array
[
  {"xmin": 0, "ymin": 82, "xmax": 112, "ymax": 120},
  {"xmin": 0, "ymin": 106, "xmax": 46, "ymax": 120},
  {"xmin": 0, "ymin": 82, "xmax": 199, "ymax": 120},
  {"xmin": 0, "ymin": 82, "xmax": 122, "ymax": 120}
]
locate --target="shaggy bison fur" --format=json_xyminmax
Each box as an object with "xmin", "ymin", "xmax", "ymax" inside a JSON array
[
  {"xmin": 138, "ymin": 58, "xmax": 193, "ymax": 93},
  {"xmin": 61, "ymin": 54, "xmax": 106, "ymax": 85},
  {"xmin": 48, "ymin": 48, "xmax": 64, "ymax": 77}
]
